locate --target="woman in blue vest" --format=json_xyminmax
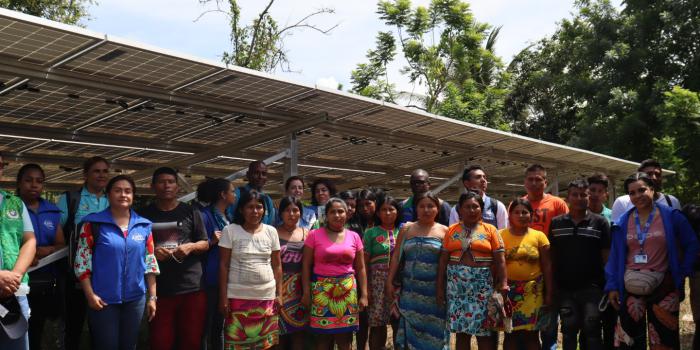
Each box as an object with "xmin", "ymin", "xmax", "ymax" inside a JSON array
[
  {"xmin": 16, "ymin": 164, "xmax": 65, "ymax": 349},
  {"xmin": 605, "ymin": 172, "xmax": 699, "ymax": 349},
  {"xmin": 197, "ymin": 178, "xmax": 235, "ymax": 350},
  {"xmin": 73, "ymin": 175, "xmax": 159, "ymax": 350}
]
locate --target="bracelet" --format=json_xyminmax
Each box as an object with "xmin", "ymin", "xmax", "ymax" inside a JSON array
[
  {"xmin": 170, "ymin": 252, "xmax": 184, "ymax": 264},
  {"xmin": 149, "ymin": 295, "xmax": 157, "ymax": 302}
]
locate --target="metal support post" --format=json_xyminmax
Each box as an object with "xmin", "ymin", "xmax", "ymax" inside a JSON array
[
  {"xmin": 284, "ymin": 133, "xmax": 299, "ymax": 179},
  {"xmin": 431, "ymin": 167, "xmax": 465, "ymax": 196}
]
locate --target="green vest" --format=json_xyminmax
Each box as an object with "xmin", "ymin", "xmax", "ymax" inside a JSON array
[{"xmin": 0, "ymin": 190, "xmax": 29, "ymax": 283}]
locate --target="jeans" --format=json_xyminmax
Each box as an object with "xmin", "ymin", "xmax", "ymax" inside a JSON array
[
  {"xmin": 558, "ymin": 286, "xmax": 603, "ymax": 350},
  {"xmin": 87, "ymin": 296, "xmax": 146, "ymax": 350},
  {"xmin": 0, "ymin": 295, "xmax": 30, "ymax": 350},
  {"xmin": 202, "ymin": 286, "xmax": 224, "ymax": 350}
]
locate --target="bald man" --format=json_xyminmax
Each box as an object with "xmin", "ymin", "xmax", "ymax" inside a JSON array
[{"xmin": 400, "ymin": 169, "xmax": 452, "ymax": 226}]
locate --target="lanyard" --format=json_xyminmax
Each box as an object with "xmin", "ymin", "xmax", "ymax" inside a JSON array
[{"xmin": 634, "ymin": 204, "xmax": 656, "ymax": 250}]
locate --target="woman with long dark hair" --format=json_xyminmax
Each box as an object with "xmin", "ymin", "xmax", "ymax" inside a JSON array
[
  {"xmin": 363, "ymin": 196, "xmax": 402, "ymax": 349},
  {"xmin": 218, "ymin": 189, "xmax": 283, "ymax": 349},
  {"xmin": 16, "ymin": 164, "xmax": 65, "ymax": 350},
  {"xmin": 302, "ymin": 198, "xmax": 368, "ymax": 350},
  {"xmin": 197, "ymin": 178, "xmax": 235, "ymax": 350},
  {"xmin": 500, "ymin": 198, "xmax": 552, "ymax": 350},
  {"xmin": 309, "ymin": 179, "xmax": 337, "ymax": 229},
  {"xmin": 437, "ymin": 191, "xmax": 506, "ymax": 350},
  {"xmin": 386, "ymin": 192, "xmax": 449, "ymax": 350},
  {"xmin": 605, "ymin": 173, "xmax": 698, "ymax": 349}
]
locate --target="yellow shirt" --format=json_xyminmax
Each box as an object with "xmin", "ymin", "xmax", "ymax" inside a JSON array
[{"xmin": 500, "ymin": 228, "xmax": 549, "ymax": 281}]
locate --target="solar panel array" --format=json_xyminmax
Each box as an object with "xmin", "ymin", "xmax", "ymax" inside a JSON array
[{"xmin": 0, "ymin": 9, "xmax": 645, "ymax": 200}]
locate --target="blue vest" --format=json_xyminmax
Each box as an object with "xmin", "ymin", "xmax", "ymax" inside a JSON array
[
  {"xmin": 27, "ymin": 198, "xmax": 62, "ymax": 275},
  {"xmin": 83, "ymin": 208, "xmax": 153, "ymax": 304}
]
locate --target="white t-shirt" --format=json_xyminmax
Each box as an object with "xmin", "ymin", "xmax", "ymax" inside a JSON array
[
  {"xmin": 218, "ymin": 223, "xmax": 280, "ymax": 300},
  {"xmin": 610, "ymin": 192, "xmax": 681, "ymax": 223}
]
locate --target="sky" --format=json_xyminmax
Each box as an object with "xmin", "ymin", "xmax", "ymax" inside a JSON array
[{"xmin": 83, "ymin": 0, "xmax": 580, "ymax": 93}]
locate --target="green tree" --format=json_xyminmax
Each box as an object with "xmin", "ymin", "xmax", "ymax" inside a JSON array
[
  {"xmin": 0, "ymin": 0, "xmax": 93, "ymax": 25},
  {"xmin": 351, "ymin": 0, "xmax": 510, "ymax": 129},
  {"xmin": 505, "ymin": 0, "xmax": 700, "ymax": 201},
  {"xmin": 198, "ymin": 0, "xmax": 337, "ymax": 73}
]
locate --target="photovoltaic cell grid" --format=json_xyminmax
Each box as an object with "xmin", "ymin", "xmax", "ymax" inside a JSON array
[
  {"xmin": 179, "ymin": 118, "xmax": 286, "ymax": 147},
  {"xmin": 83, "ymin": 102, "xmax": 227, "ymax": 140},
  {"xmin": 274, "ymin": 91, "xmax": 377, "ymax": 119},
  {"xmin": 29, "ymin": 142, "xmax": 130, "ymax": 159},
  {"xmin": 345, "ymin": 108, "xmax": 425, "ymax": 130},
  {"xmin": 0, "ymin": 18, "xmax": 94, "ymax": 65},
  {"xmin": 59, "ymin": 43, "xmax": 216, "ymax": 90},
  {"xmin": 0, "ymin": 80, "xmax": 135, "ymax": 128},
  {"xmin": 0, "ymin": 9, "xmax": 647, "ymax": 197},
  {"xmin": 119, "ymin": 150, "xmax": 184, "ymax": 164},
  {"xmin": 181, "ymin": 71, "xmax": 312, "ymax": 107}
]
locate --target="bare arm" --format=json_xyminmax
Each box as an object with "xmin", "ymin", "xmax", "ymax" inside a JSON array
[
  {"xmin": 385, "ymin": 225, "xmax": 408, "ymax": 299},
  {"xmin": 436, "ymin": 250, "xmax": 449, "ymax": 306},
  {"xmin": 146, "ymin": 274, "xmax": 157, "ymax": 321},
  {"xmin": 354, "ymin": 248, "xmax": 368, "ymax": 309},
  {"xmin": 271, "ymin": 250, "xmax": 283, "ymax": 305},
  {"xmin": 218, "ymin": 247, "xmax": 232, "ymax": 315},
  {"xmin": 36, "ymin": 225, "xmax": 65, "ymax": 260},
  {"xmin": 492, "ymin": 251, "xmax": 508, "ymax": 292},
  {"xmin": 539, "ymin": 245, "xmax": 554, "ymax": 307},
  {"xmin": 301, "ymin": 246, "xmax": 314, "ymax": 308},
  {"xmin": 13, "ymin": 232, "xmax": 36, "ymax": 276}
]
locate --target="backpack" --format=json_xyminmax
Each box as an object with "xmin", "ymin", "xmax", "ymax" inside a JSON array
[
  {"xmin": 61, "ymin": 189, "xmax": 83, "ymax": 271},
  {"xmin": 484, "ymin": 196, "xmax": 501, "ymax": 226}
]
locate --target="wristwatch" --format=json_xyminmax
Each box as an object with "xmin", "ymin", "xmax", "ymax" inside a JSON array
[{"xmin": 149, "ymin": 295, "xmax": 158, "ymax": 302}]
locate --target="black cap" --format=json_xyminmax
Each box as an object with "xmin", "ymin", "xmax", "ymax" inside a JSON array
[{"xmin": 0, "ymin": 296, "xmax": 28, "ymax": 340}]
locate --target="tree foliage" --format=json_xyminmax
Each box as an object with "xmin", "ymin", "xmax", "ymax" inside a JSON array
[
  {"xmin": 351, "ymin": 0, "xmax": 510, "ymax": 130},
  {"xmin": 505, "ymin": 0, "xmax": 700, "ymax": 203},
  {"xmin": 0, "ymin": 0, "xmax": 93, "ymax": 25},
  {"xmin": 198, "ymin": 0, "xmax": 337, "ymax": 73}
]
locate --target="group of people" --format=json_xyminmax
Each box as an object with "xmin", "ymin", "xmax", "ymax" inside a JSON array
[{"xmin": 0, "ymin": 151, "xmax": 699, "ymax": 350}]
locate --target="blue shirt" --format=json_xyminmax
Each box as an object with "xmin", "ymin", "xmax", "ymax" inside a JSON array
[{"xmin": 56, "ymin": 187, "xmax": 109, "ymax": 227}]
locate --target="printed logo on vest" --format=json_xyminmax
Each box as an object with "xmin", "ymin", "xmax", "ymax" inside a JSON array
[
  {"xmin": 6, "ymin": 210, "xmax": 19, "ymax": 219},
  {"xmin": 131, "ymin": 234, "xmax": 146, "ymax": 242},
  {"xmin": 43, "ymin": 220, "xmax": 55, "ymax": 230}
]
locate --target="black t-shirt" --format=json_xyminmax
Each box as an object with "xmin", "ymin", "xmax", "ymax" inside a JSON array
[
  {"xmin": 138, "ymin": 202, "xmax": 207, "ymax": 297},
  {"xmin": 549, "ymin": 212, "xmax": 611, "ymax": 290}
]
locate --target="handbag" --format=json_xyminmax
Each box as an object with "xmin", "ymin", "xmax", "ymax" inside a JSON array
[{"xmin": 623, "ymin": 269, "xmax": 664, "ymax": 296}]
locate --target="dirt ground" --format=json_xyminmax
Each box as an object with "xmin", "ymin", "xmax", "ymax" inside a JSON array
[{"xmin": 36, "ymin": 283, "xmax": 696, "ymax": 349}]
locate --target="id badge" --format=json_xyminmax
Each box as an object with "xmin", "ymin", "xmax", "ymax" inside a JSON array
[{"xmin": 634, "ymin": 254, "xmax": 648, "ymax": 264}]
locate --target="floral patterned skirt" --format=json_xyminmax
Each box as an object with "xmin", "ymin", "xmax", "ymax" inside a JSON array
[
  {"xmin": 446, "ymin": 264, "xmax": 493, "ymax": 336},
  {"xmin": 368, "ymin": 263, "xmax": 392, "ymax": 327},
  {"xmin": 224, "ymin": 299, "xmax": 279, "ymax": 350},
  {"xmin": 279, "ymin": 272, "xmax": 308, "ymax": 334},
  {"xmin": 506, "ymin": 276, "xmax": 544, "ymax": 331},
  {"xmin": 309, "ymin": 274, "xmax": 359, "ymax": 334}
]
